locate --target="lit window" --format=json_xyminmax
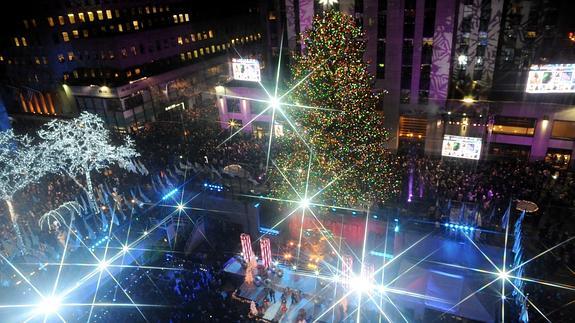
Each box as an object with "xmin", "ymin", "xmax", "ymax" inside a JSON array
[
  {"xmin": 115, "ymin": 9, "xmax": 120, "ymax": 18},
  {"xmin": 97, "ymin": 10, "xmax": 104, "ymax": 20},
  {"xmin": 106, "ymin": 10, "xmax": 112, "ymax": 19},
  {"xmin": 83, "ymin": 30, "xmax": 89, "ymax": 38},
  {"xmin": 87, "ymin": 12, "xmax": 94, "ymax": 21},
  {"xmin": 185, "ymin": 14, "xmax": 189, "ymax": 21},
  {"xmin": 135, "ymin": 68, "xmax": 141, "ymax": 74},
  {"xmin": 193, "ymin": 50, "xmax": 198, "ymax": 58},
  {"xmin": 78, "ymin": 13, "xmax": 85, "ymax": 22},
  {"xmin": 217, "ymin": 45, "xmax": 221, "ymax": 51},
  {"xmin": 180, "ymin": 53, "xmax": 185, "ymax": 61},
  {"xmin": 209, "ymin": 30, "xmax": 214, "ymax": 38},
  {"xmin": 211, "ymin": 45, "xmax": 215, "ymax": 52},
  {"xmin": 179, "ymin": 14, "xmax": 184, "ymax": 23},
  {"xmin": 231, "ymin": 39, "xmax": 235, "ymax": 44},
  {"xmin": 187, "ymin": 52, "xmax": 192, "ymax": 59},
  {"xmin": 118, "ymin": 24, "xmax": 123, "ymax": 32},
  {"xmin": 21, "ymin": 37, "xmax": 27, "ymax": 46},
  {"xmin": 199, "ymin": 48, "xmax": 204, "ymax": 55},
  {"xmin": 70, "ymin": 30, "xmax": 78, "ymax": 39},
  {"xmin": 131, "ymin": 46, "xmax": 137, "ymax": 55},
  {"xmin": 23, "ymin": 20, "xmax": 29, "ymax": 29},
  {"xmin": 31, "ymin": 19, "xmax": 36, "ymax": 27},
  {"xmin": 68, "ymin": 14, "xmax": 75, "ymax": 24},
  {"xmin": 177, "ymin": 37, "xmax": 183, "ymax": 45},
  {"xmin": 57, "ymin": 54, "xmax": 65, "ymax": 62},
  {"xmin": 126, "ymin": 70, "xmax": 132, "ymax": 78},
  {"xmin": 173, "ymin": 15, "xmax": 178, "ymax": 23},
  {"xmin": 197, "ymin": 33, "xmax": 202, "ymax": 40},
  {"xmin": 184, "ymin": 37, "xmax": 189, "ymax": 43},
  {"xmin": 42, "ymin": 57, "xmax": 48, "ymax": 64},
  {"xmin": 191, "ymin": 34, "xmax": 196, "ymax": 42},
  {"xmin": 152, "ymin": 6, "xmax": 157, "ymax": 13},
  {"xmin": 47, "ymin": 17, "xmax": 55, "ymax": 27},
  {"xmin": 62, "ymin": 32, "xmax": 70, "ymax": 42},
  {"xmin": 58, "ymin": 16, "xmax": 65, "ymax": 25},
  {"xmin": 68, "ymin": 52, "xmax": 74, "ymax": 61},
  {"xmin": 73, "ymin": 70, "xmax": 78, "ymax": 78},
  {"xmin": 34, "ymin": 57, "xmax": 40, "ymax": 64},
  {"xmin": 159, "ymin": 6, "xmax": 163, "ymax": 12},
  {"xmin": 133, "ymin": 21, "xmax": 139, "ymax": 30},
  {"xmin": 145, "ymin": 6, "xmax": 150, "ymax": 14}
]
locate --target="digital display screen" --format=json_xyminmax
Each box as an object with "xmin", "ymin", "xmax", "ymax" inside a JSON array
[
  {"xmin": 231, "ymin": 58, "xmax": 261, "ymax": 82},
  {"xmin": 442, "ymin": 135, "xmax": 482, "ymax": 160},
  {"xmin": 526, "ymin": 64, "xmax": 575, "ymax": 93}
]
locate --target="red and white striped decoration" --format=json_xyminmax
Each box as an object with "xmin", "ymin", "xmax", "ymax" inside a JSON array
[
  {"xmin": 342, "ymin": 255, "xmax": 353, "ymax": 288},
  {"xmin": 240, "ymin": 233, "xmax": 254, "ymax": 261},
  {"xmin": 260, "ymin": 237, "xmax": 272, "ymax": 269},
  {"xmin": 361, "ymin": 263, "xmax": 375, "ymax": 285}
]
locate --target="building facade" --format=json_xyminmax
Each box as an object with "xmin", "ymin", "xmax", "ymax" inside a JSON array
[
  {"xmin": 274, "ymin": 0, "xmax": 575, "ymax": 168},
  {"xmin": 0, "ymin": 0, "xmax": 266, "ymax": 131}
]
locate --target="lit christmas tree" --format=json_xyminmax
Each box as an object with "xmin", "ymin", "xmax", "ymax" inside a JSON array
[{"xmin": 272, "ymin": 11, "xmax": 400, "ymax": 208}]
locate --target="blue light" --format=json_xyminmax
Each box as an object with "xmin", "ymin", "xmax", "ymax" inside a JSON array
[
  {"xmin": 352, "ymin": 211, "xmax": 357, "ymax": 215},
  {"xmin": 463, "ymin": 226, "xmax": 469, "ymax": 231},
  {"xmin": 162, "ymin": 188, "xmax": 179, "ymax": 200},
  {"xmin": 469, "ymin": 227, "xmax": 475, "ymax": 231},
  {"xmin": 254, "ymin": 203, "xmax": 260, "ymax": 208},
  {"xmin": 259, "ymin": 227, "xmax": 279, "ymax": 236},
  {"xmin": 394, "ymin": 225, "xmax": 399, "ymax": 233},
  {"xmin": 372, "ymin": 215, "xmax": 378, "ymax": 219}
]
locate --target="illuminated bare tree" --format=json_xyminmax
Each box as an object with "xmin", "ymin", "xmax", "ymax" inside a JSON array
[
  {"xmin": 0, "ymin": 130, "xmax": 54, "ymax": 252},
  {"xmin": 38, "ymin": 112, "xmax": 140, "ymax": 218}
]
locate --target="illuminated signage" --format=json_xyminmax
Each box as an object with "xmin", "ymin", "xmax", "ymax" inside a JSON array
[
  {"xmin": 231, "ymin": 58, "xmax": 261, "ymax": 82},
  {"xmin": 442, "ymin": 135, "xmax": 482, "ymax": 160},
  {"xmin": 526, "ymin": 64, "xmax": 575, "ymax": 93}
]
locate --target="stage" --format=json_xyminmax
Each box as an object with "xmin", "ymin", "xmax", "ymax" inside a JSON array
[{"xmin": 225, "ymin": 220, "xmax": 506, "ymax": 322}]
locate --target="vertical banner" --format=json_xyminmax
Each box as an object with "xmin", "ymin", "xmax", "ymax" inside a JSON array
[
  {"xmin": 240, "ymin": 233, "xmax": 254, "ymax": 262},
  {"xmin": 260, "ymin": 237, "xmax": 272, "ymax": 269},
  {"xmin": 342, "ymin": 254, "xmax": 354, "ymax": 289},
  {"xmin": 299, "ymin": 0, "xmax": 315, "ymax": 50}
]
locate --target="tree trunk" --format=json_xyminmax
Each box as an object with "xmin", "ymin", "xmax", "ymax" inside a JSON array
[
  {"xmin": 85, "ymin": 171, "xmax": 107, "ymax": 230},
  {"xmin": 5, "ymin": 199, "xmax": 26, "ymax": 254},
  {"xmin": 85, "ymin": 171, "xmax": 98, "ymax": 212}
]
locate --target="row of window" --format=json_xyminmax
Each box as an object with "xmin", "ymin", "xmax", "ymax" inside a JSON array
[
  {"xmin": 55, "ymin": 33, "xmax": 259, "ymax": 64},
  {"xmin": 42, "ymin": 5, "xmax": 172, "ymax": 28},
  {"xmin": 177, "ymin": 30, "xmax": 214, "ymax": 45}
]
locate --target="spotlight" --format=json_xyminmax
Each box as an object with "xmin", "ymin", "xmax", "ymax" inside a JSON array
[
  {"xmin": 352, "ymin": 277, "xmax": 371, "ymax": 293},
  {"xmin": 299, "ymin": 198, "xmax": 310, "ymax": 209},
  {"xmin": 36, "ymin": 296, "xmax": 61, "ymax": 314},
  {"xmin": 122, "ymin": 245, "xmax": 130, "ymax": 253},
  {"xmin": 270, "ymin": 97, "xmax": 280, "ymax": 110},
  {"xmin": 98, "ymin": 260, "xmax": 110, "ymax": 272},
  {"xmin": 498, "ymin": 270, "xmax": 509, "ymax": 280},
  {"xmin": 176, "ymin": 203, "xmax": 185, "ymax": 211}
]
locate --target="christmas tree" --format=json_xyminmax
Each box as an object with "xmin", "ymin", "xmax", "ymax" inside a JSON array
[{"xmin": 271, "ymin": 11, "xmax": 399, "ymax": 208}]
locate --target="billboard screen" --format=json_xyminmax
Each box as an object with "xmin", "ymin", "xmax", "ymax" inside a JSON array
[
  {"xmin": 231, "ymin": 58, "xmax": 261, "ymax": 82},
  {"xmin": 526, "ymin": 64, "xmax": 575, "ymax": 93},
  {"xmin": 442, "ymin": 135, "xmax": 482, "ymax": 160}
]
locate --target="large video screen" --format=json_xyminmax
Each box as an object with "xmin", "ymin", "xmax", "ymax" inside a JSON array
[
  {"xmin": 526, "ymin": 64, "xmax": 575, "ymax": 93},
  {"xmin": 231, "ymin": 58, "xmax": 261, "ymax": 82},
  {"xmin": 442, "ymin": 135, "xmax": 482, "ymax": 160}
]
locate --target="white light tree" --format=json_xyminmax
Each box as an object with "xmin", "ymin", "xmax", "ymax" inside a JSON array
[
  {"xmin": 0, "ymin": 130, "xmax": 55, "ymax": 253},
  {"xmin": 38, "ymin": 112, "xmax": 140, "ymax": 226}
]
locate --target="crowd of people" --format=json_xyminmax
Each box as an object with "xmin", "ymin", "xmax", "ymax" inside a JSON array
[{"xmin": 1, "ymin": 101, "xmax": 574, "ymax": 322}]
